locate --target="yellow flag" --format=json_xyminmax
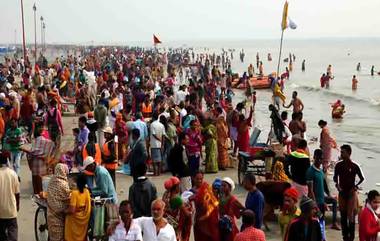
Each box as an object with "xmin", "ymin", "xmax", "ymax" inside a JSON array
[{"xmin": 281, "ymin": 1, "xmax": 289, "ymax": 30}]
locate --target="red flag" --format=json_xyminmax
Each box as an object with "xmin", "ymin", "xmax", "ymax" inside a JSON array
[{"xmin": 153, "ymin": 34, "xmax": 162, "ymax": 45}]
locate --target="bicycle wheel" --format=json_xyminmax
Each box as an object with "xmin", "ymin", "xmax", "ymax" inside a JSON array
[{"xmin": 34, "ymin": 206, "xmax": 49, "ymax": 241}]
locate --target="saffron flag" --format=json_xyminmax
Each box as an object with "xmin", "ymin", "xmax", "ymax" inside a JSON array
[
  {"xmin": 289, "ymin": 18, "xmax": 297, "ymax": 30},
  {"xmin": 281, "ymin": 1, "xmax": 289, "ymax": 30},
  {"xmin": 153, "ymin": 34, "xmax": 162, "ymax": 45}
]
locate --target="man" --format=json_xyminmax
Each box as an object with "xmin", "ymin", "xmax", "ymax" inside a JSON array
[
  {"xmin": 333, "ymin": 144, "xmax": 364, "ymax": 241},
  {"xmin": 243, "ymin": 173, "xmax": 265, "ymax": 229},
  {"xmin": 101, "ymin": 126, "xmax": 117, "ymax": 187},
  {"xmin": 133, "ymin": 112, "xmax": 148, "ymax": 141},
  {"xmin": 82, "ymin": 156, "xmax": 118, "ymax": 203},
  {"xmin": 94, "ymin": 100, "xmax": 107, "ymax": 146},
  {"xmin": 134, "ymin": 199, "xmax": 176, "ymax": 241},
  {"xmin": 108, "ymin": 200, "xmax": 143, "ymax": 241},
  {"xmin": 307, "ymin": 149, "xmax": 340, "ymax": 230},
  {"xmin": 150, "ymin": 112, "xmax": 166, "ymax": 176},
  {"xmin": 285, "ymin": 139, "xmax": 310, "ymax": 199},
  {"xmin": 175, "ymin": 85, "xmax": 188, "ymax": 105},
  {"xmin": 234, "ymin": 210, "xmax": 266, "ymax": 241},
  {"xmin": 23, "ymin": 128, "xmax": 54, "ymax": 194},
  {"xmin": 285, "ymin": 196, "xmax": 322, "ymax": 241},
  {"xmin": 307, "ymin": 149, "xmax": 325, "ymax": 215},
  {"xmin": 283, "ymin": 91, "xmax": 304, "ymax": 114},
  {"xmin": 78, "ymin": 116, "xmax": 90, "ymax": 154},
  {"xmin": 4, "ymin": 119, "xmax": 23, "ymax": 176},
  {"xmin": 128, "ymin": 129, "xmax": 148, "ymax": 181},
  {"xmin": 278, "ymin": 188, "xmax": 301, "ymax": 240},
  {"xmin": 129, "ymin": 164, "xmax": 157, "ymax": 218},
  {"xmin": 0, "ymin": 153, "xmax": 20, "ymax": 241},
  {"xmin": 167, "ymin": 132, "xmax": 192, "ymax": 192}
]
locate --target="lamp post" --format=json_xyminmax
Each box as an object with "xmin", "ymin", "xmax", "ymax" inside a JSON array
[
  {"xmin": 20, "ymin": 0, "xmax": 27, "ymax": 62},
  {"xmin": 40, "ymin": 16, "xmax": 43, "ymax": 54},
  {"xmin": 43, "ymin": 22, "xmax": 46, "ymax": 51},
  {"xmin": 33, "ymin": 3, "xmax": 37, "ymax": 65}
]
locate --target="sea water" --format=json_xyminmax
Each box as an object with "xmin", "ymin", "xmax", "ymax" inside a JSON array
[{"xmin": 187, "ymin": 38, "xmax": 380, "ymax": 192}]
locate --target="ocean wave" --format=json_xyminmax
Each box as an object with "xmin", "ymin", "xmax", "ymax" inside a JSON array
[{"xmin": 289, "ymin": 83, "xmax": 380, "ymax": 106}]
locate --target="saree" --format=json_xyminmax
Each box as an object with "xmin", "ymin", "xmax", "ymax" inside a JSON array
[
  {"xmin": 204, "ymin": 124, "xmax": 218, "ymax": 173},
  {"xmin": 216, "ymin": 116, "xmax": 229, "ymax": 169},
  {"xmin": 47, "ymin": 164, "xmax": 71, "ymax": 241},
  {"xmin": 64, "ymin": 188, "xmax": 91, "ymax": 241}
]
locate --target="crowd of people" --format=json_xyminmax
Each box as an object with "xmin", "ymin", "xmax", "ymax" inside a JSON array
[{"xmin": 0, "ymin": 45, "xmax": 378, "ymax": 241}]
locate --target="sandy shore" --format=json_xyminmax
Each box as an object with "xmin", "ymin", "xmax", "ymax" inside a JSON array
[{"xmin": 16, "ymin": 113, "xmax": 347, "ymax": 241}]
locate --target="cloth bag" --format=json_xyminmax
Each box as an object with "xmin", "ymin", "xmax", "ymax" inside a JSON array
[{"xmin": 92, "ymin": 205, "xmax": 105, "ymax": 237}]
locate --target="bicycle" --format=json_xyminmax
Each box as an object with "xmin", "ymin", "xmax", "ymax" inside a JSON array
[
  {"xmin": 88, "ymin": 196, "xmax": 115, "ymax": 241},
  {"xmin": 32, "ymin": 194, "xmax": 49, "ymax": 241}
]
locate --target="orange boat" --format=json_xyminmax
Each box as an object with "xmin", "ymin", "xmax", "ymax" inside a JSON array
[{"xmin": 232, "ymin": 76, "xmax": 271, "ymax": 89}]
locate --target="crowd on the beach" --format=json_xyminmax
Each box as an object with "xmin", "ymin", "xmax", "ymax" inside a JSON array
[{"xmin": 0, "ymin": 46, "xmax": 379, "ymax": 241}]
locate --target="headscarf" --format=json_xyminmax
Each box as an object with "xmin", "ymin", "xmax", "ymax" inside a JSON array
[
  {"xmin": 47, "ymin": 163, "xmax": 70, "ymax": 213},
  {"xmin": 284, "ymin": 187, "xmax": 299, "ymax": 202}
]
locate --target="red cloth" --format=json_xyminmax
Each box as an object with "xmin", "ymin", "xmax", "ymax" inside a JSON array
[
  {"xmin": 220, "ymin": 195, "xmax": 242, "ymax": 241},
  {"xmin": 234, "ymin": 227, "xmax": 266, "ymax": 241},
  {"xmin": 194, "ymin": 183, "xmax": 220, "ymax": 241},
  {"xmin": 359, "ymin": 206, "xmax": 380, "ymax": 241}
]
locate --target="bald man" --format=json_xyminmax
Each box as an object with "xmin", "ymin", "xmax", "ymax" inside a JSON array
[{"xmin": 134, "ymin": 199, "xmax": 176, "ymax": 241}]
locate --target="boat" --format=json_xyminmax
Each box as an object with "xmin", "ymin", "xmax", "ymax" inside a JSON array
[{"xmin": 232, "ymin": 76, "xmax": 271, "ymax": 89}]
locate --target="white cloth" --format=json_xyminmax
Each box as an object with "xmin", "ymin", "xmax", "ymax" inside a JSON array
[
  {"xmin": 0, "ymin": 167, "xmax": 20, "ymax": 219},
  {"xmin": 175, "ymin": 90, "xmax": 187, "ymax": 105},
  {"xmin": 134, "ymin": 217, "xmax": 176, "ymax": 241},
  {"xmin": 179, "ymin": 108, "xmax": 187, "ymax": 119},
  {"xmin": 108, "ymin": 220, "xmax": 143, "ymax": 241},
  {"xmin": 150, "ymin": 120, "xmax": 166, "ymax": 148}
]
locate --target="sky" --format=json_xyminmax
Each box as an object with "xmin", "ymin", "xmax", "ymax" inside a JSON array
[{"xmin": 1, "ymin": 0, "xmax": 380, "ymax": 44}]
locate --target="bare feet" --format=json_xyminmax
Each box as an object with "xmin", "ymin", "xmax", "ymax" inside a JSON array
[{"xmin": 330, "ymin": 223, "xmax": 341, "ymax": 230}]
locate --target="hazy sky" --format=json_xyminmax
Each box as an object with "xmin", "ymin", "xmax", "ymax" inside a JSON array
[{"xmin": 1, "ymin": 0, "xmax": 380, "ymax": 44}]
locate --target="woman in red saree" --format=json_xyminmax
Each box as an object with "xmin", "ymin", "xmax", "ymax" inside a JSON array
[
  {"xmin": 219, "ymin": 177, "xmax": 244, "ymax": 241},
  {"xmin": 190, "ymin": 172, "xmax": 220, "ymax": 241},
  {"xmin": 216, "ymin": 109, "xmax": 229, "ymax": 169},
  {"xmin": 237, "ymin": 107, "xmax": 253, "ymax": 152},
  {"xmin": 114, "ymin": 113, "xmax": 128, "ymax": 160}
]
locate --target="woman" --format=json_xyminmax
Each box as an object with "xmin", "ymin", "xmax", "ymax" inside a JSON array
[
  {"xmin": 114, "ymin": 112, "xmax": 128, "ymax": 160},
  {"xmin": 219, "ymin": 177, "xmax": 244, "ymax": 241},
  {"xmin": 237, "ymin": 107, "xmax": 253, "ymax": 153},
  {"xmin": 278, "ymin": 187, "xmax": 301, "ymax": 240},
  {"xmin": 191, "ymin": 172, "xmax": 220, "ymax": 241},
  {"xmin": 47, "ymin": 163, "xmax": 71, "ymax": 241},
  {"xmin": 359, "ymin": 190, "xmax": 380, "ymax": 241},
  {"xmin": 163, "ymin": 176, "xmax": 193, "ymax": 241},
  {"xmin": 215, "ymin": 108, "xmax": 229, "ymax": 170},
  {"xmin": 318, "ymin": 120, "xmax": 337, "ymax": 172},
  {"xmin": 203, "ymin": 120, "xmax": 218, "ymax": 173},
  {"xmin": 65, "ymin": 174, "xmax": 91, "ymax": 241}
]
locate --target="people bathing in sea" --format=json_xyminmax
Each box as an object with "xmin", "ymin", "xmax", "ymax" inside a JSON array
[
  {"xmin": 331, "ymin": 100, "xmax": 345, "ymax": 119},
  {"xmin": 352, "ymin": 75, "xmax": 358, "ymax": 90}
]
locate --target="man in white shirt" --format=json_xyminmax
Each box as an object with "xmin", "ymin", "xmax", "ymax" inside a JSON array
[
  {"xmin": 150, "ymin": 113, "xmax": 166, "ymax": 176},
  {"xmin": 0, "ymin": 153, "xmax": 20, "ymax": 241},
  {"xmin": 175, "ymin": 85, "xmax": 188, "ymax": 105},
  {"xmin": 134, "ymin": 199, "xmax": 176, "ymax": 241},
  {"xmin": 108, "ymin": 200, "xmax": 143, "ymax": 241}
]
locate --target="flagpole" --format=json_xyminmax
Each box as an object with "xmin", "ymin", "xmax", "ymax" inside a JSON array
[{"xmin": 276, "ymin": 30, "xmax": 284, "ymax": 77}]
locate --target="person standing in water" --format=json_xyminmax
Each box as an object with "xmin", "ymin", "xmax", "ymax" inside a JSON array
[
  {"xmin": 283, "ymin": 91, "xmax": 304, "ymax": 114},
  {"xmin": 352, "ymin": 75, "xmax": 358, "ymax": 90},
  {"xmin": 356, "ymin": 63, "xmax": 361, "ymax": 71},
  {"xmin": 301, "ymin": 60, "xmax": 305, "ymax": 72},
  {"xmin": 371, "ymin": 65, "xmax": 375, "ymax": 76},
  {"xmin": 327, "ymin": 65, "xmax": 333, "ymax": 76}
]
